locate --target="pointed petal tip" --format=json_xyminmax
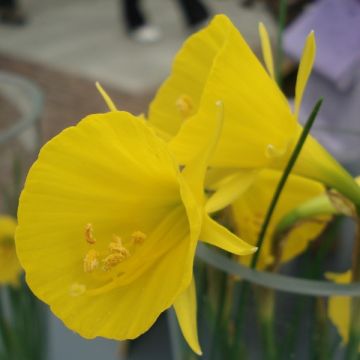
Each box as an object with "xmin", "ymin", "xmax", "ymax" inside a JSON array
[
  {"xmin": 95, "ymin": 81, "xmax": 118, "ymax": 112},
  {"xmin": 240, "ymin": 245, "xmax": 258, "ymax": 256},
  {"xmin": 306, "ymin": 30, "xmax": 316, "ymax": 49}
]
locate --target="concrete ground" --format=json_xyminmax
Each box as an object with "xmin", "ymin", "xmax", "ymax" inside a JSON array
[{"xmin": 0, "ymin": 0, "xmax": 277, "ymax": 94}]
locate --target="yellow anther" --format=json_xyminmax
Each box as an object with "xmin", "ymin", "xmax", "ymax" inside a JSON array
[
  {"xmin": 83, "ymin": 249, "xmax": 99, "ymax": 273},
  {"xmin": 69, "ymin": 282, "xmax": 86, "ymax": 297},
  {"xmin": 85, "ymin": 223, "xmax": 96, "ymax": 244},
  {"xmin": 131, "ymin": 230, "xmax": 146, "ymax": 245},
  {"xmin": 109, "ymin": 236, "xmax": 130, "ymax": 258},
  {"xmin": 102, "ymin": 252, "xmax": 128, "ymax": 271},
  {"xmin": 109, "ymin": 235, "xmax": 124, "ymax": 253},
  {"xmin": 176, "ymin": 94, "xmax": 194, "ymax": 119}
]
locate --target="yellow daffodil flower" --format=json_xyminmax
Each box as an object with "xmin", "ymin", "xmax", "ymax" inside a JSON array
[
  {"xmin": 326, "ymin": 271, "xmax": 360, "ymax": 351},
  {"xmin": 16, "ymin": 104, "xmax": 255, "ymax": 354},
  {"xmin": 0, "ymin": 215, "xmax": 22, "ymax": 285},
  {"xmin": 148, "ymin": 14, "xmax": 360, "ymax": 209},
  {"xmin": 231, "ymin": 169, "xmax": 329, "ymax": 269}
]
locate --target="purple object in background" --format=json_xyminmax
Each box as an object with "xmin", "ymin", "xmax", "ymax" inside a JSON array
[{"xmin": 284, "ymin": 0, "xmax": 360, "ymax": 90}]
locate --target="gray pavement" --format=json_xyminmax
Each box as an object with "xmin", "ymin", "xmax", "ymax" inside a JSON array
[{"xmin": 1, "ymin": 0, "xmax": 276, "ymax": 94}]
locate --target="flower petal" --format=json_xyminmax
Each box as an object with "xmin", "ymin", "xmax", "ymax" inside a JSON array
[
  {"xmin": 205, "ymin": 169, "xmax": 258, "ymax": 213},
  {"xmin": 294, "ymin": 31, "xmax": 316, "ymax": 118},
  {"xmin": 232, "ymin": 169, "xmax": 326, "ymax": 268},
  {"xmin": 167, "ymin": 15, "xmax": 295, "ymax": 168},
  {"xmin": 29, "ymin": 215, "xmax": 194, "ymax": 340},
  {"xmin": 200, "ymin": 215, "xmax": 256, "ymax": 255},
  {"xmin": 173, "ymin": 277, "xmax": 202, "ymax": 355},
  {"xmin": 148, "ymin": 15, "xmax": 229, "ymax": 138},
  {"xmin": 16, "ymin": 111, "xmax": 196, "ymax": 339},
  {"xmin": 181, "ymin": 101, "xmax": 223, "ymax": 205},
  {"xmin": 258, "ymin": 22, "xmax": 275, "ymax": 80},
  {"xmin": 325, "ymin": 271, "xmax": 352, "ymax": 346},
  {"xmin": 95, "ymin": 82, "xmax": 118, "ymax": 112}
]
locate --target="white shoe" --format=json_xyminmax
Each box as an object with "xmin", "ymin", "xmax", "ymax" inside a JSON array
[{"xmin": 130, "ymin": 25, "xmax": 162, "ymax": 43}]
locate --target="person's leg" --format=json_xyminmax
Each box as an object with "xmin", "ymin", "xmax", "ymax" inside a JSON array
[
  {"xmin": 0, "ymin": 0, "xmax": 26, "ymax": 25},
  {"xmin": 122, "ymin": 0, "xmax": 146, "ymax": 32},
  {"xmin": 120, "ymin": 0, "xmax": 161, "ymax": 43},
  {"xmin": 176, "ymin": 0, "xmax": 209, "ymax": 28}
]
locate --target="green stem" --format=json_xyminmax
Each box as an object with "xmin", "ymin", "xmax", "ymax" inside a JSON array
[
  {"xmin": 250, "ymin": 99, "xmax": 323, "ymax": 268},
  {"xmin": 257, "ymin": 288, "xmax": 277, "ymax": 360},
  {"xmin": 210, "ymin": 272, "xmax": 228, "ymax": 360},
  {"xmin": 231, "ymin": 99, "xmax": 323, "ymax": 359},
  {"xmin": 313, "ymin": 298, "xmax": 330, "ymax": 360},
  {"xmin": 281, "ymin": 218, "xmax": 338, "ymax": 358},
  {"xmin": 276, "ymin": 0, "xmax": 287, "ymax": 87}
]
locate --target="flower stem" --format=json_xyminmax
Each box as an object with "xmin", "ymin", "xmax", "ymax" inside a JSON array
[
  {"xmin": 257, "ymin": 287, "xmax": 277, "ymax": 360},
  {"xmin": 250, "ymin": 99, "xmax": 322, "ymax": 268},
  {"xmin": 232, "ymin": 99, "xmax": 323, "ymax": 359},
  {"xmin": 209, "ymin": 271, "xmax": 228, "ymax": 360}
]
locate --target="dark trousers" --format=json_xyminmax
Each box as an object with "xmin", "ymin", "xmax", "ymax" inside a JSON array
[
  {"xmin": 0, "ymin": 0, "xmax": 16, "ymax": 9},
  {"xmin": 122, "ymin": 0, "xmax": 209, "ymax": 30}
]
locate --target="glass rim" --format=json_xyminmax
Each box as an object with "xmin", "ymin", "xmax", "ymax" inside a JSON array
[
  {"xmin": 197, "ymin": 243, "xmax": 360, "ymax": 297},
  {"xmin": 0, "ymin": 71, "xmax": 43, "ymax": 146}
]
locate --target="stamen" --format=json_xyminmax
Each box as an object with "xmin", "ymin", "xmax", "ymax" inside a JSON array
[
  {"xmin": 109, "ymin": 235, "xmax": 124, "ymax": 253},
  {"xmin": 176, "ymin": 94, "xmax": 194, "ymax": 119},
  {"xmin": 83, "ymin": 249, "xmax": 99, "ymax": 273},
  {"xmin": 131, "ymin": 230, "xmax": 146, "ymax": 245},
  {"xmin": 265, "ymin": 144, "xmax": 287, "ymax": 159},
  {"xmin": 102, "ymin": 252, "xmax": 129, "ymax": 271},
  {"xmin": 85, "ymin": 223, "xmax": 96, "ymax": 245},
  {"xmin": 69, "ymin": 282, "xmax": 86, "ymax": 297},
  {"xmin": 109, "ymin": 235, "xmax": 130, "ymax": 259}
]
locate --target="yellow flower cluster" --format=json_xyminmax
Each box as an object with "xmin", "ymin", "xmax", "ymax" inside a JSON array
[{"xmin": 14, "ymin": 15, "xmax": 360, "ymax": 354}]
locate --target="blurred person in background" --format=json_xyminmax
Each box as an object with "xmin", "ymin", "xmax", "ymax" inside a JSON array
[
  {"xmin": 0, "ymin": 0, "xmax": 26, "ymax": 25},
  {"xmin": 121, "ymin": 0, "xmax": 210, "ymax": 43}
]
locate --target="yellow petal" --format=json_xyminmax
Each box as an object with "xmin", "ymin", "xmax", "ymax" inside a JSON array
[
  {"xmin": 167, "ymin": 15, "xmax": 295, "ymax": 168},
  {"xmin": 95, "ymin": 82, "xmax": 118, "ymax": 112},
  {"xmin": 232, "ymin": 169, "xmax": 326, "ymax": 268},
  {"xmin": 258, "ymin": 22, "xmax": 275, "ymax": 79},
  {"xmin": 325, "ymin": 271, "xmax": 352, "ymax": 346},
  {"xmin": 16, "ymin": 111, "xmax": 198, "ymax": 339},
  {"xmin": 181, "ymin": 101, "xmax": 223, "ymax": 205},
  {"xmin": 205, "ymin": 167, "xmax": 240, "ymax": 190},
  {"xmin": 39, "ymin": 216, "xmax": 194, "ymax": 340},
  {"xmin": 200, "ymin": 214, "xmax": 256, "ymax": 255},
  {"xmin": 148, "ymin": 15, "xmax": 230, "ymax": 138},
  {"xmin": 173, "ymin": 277, "xmax": 202, "ymax": 355},
  {"xmin": 206, "ymin": 169, "xmax": 258, "ymax": 213},
  {"xmin": 294, "ymin": 31, "xmax": 316, "ymax": 118}
]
